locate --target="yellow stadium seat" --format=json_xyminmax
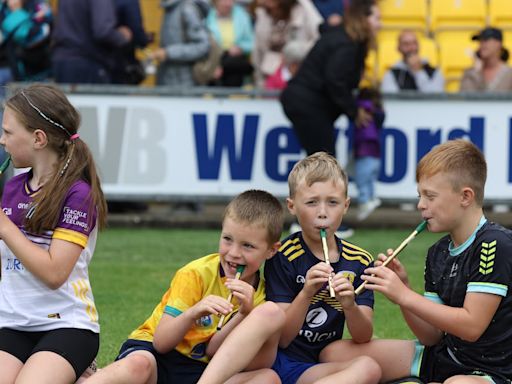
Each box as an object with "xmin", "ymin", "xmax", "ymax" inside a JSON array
[
  {"xmin": 380, "ymin": 0, "xmax": 428, "ymax": 33},
  {"xmin": 362, "ymin": 49, "xmax": 378, "ymax": 86},
  {"xmin": 430, "ymin": 0, "xmax": 487, "ymax": 32},
  {"xmin": 376, "ymin": 36, "xmax": 439, "ymax": 79},
  {"xmin": 489, "ymin": 0, "xmax": 512, "ymax": 31},
  {"xmin": 139, "ymin": 0, "xmax": 162, "ymax": 86},
  {"xmin": 437, "ymin": 32, "xmax": 479, "ymax": 92}
]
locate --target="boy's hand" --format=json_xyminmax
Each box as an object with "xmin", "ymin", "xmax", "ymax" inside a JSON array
[
  {"xmin": 225, "ymin": 278, "xmax": 255, "ymax": 316},
  {"xmin": 190, "ymin": 295, "xmax": 233, "ymax": 319},
  {"xmin": 361, "ymin": 265, "xmax": 409, "ymax": 305},
  {"xmin": 302, "ymin": 262, "xmax": 333, "ymax": 298},
  {"xmin": 332, "ymin": 274, "xmax": 355, "ymax": 309},
  {"xmin": 376, "ymin": 249, "xmax": 409, "ymax": 286}
]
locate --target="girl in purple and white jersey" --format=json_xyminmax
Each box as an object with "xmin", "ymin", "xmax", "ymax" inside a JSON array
[{"xmin": 0, "ymin": 84, "xmax": 107, "ymax": 384}]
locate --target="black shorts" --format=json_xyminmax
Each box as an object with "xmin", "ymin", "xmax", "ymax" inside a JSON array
[
  {"xmin": 0, "ymin": 327, "xmax": 99, "ymax": 379},
  {"xmin": 417, "ymin": 342, "xmax": 510, "ymax": 384},
  {"xmin": 117, "ymin": 339, "xmax": 207, "ymax": 384}
]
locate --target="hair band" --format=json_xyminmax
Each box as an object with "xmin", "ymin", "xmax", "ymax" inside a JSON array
[
  {"xmin": 70, "ymin": 133, "xmax": 80, "ymax": 141},
  {"xmin": 20, "ymin": 90, "xmax": 73, "ymax": 137}
]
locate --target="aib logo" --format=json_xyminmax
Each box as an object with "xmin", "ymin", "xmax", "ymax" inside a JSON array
[{"xmin": 306, "ymin": 308, "xmax": 328, "ymax": 328}]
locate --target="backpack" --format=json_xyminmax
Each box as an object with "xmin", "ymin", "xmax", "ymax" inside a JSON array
[
  {"xmin": 181, "ymin": 1, "xmax": 223, "ymax": 85},
  {"xmin": 192, "ymin": 33, "xmax": 223, "ymax": 85}
]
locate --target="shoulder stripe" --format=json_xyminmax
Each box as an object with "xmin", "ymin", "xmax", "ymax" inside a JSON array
[
  {"xmin": 341, "ymin": 252, "xmax": 371, "ymax": 266},
  {"xmin": 279, "ymin": 237, "xmax": 300, "ymax": 252},
  {"xmin": 342, "ymin": 240, "xmax": 373, "ymax": 263},
  {"xmin": 288, "ymin": 249, "xmax": 305, "ymax": 262}
]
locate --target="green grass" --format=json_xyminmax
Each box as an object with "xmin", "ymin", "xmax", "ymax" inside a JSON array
[{"xmin": 90, "ymin": 228, "xmax": 442, "ymax": 367}]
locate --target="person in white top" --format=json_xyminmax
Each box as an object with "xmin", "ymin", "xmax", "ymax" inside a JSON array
[
  {"xmin": 381, "ymin": 30, "xmax": 444, "ymax": 93},
  {"xmin": 0, "ymin": 84, "xmax": 107, "ymax": 384}
]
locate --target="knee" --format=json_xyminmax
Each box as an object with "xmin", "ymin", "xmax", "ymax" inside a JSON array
[
  {"xmin": 353, "ymin": 356, "xmax": 382, "ymax": 383},
  {"xmin": 260, "ymin": 369, "xmax": 280, "ymax": 384},
  {"xmin": 124, "ymin": 353, "xmax": 155, "ymax": 380},
  {"xmin": 443, "ymin": 376, "xmax": 467, "ymax": 384},
  {"xmin": 251, "ymin": 302, "xmax": 286, "ymax": 329}
]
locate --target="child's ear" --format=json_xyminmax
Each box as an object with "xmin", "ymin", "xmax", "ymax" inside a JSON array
[
  {"xmin": 267, "ymin": 241, "xmax": 281, "ymax": 259},
  {"xmin": 33, "ymin": 129, "xmax": 48, "ymax": 149},
  {"xmin": 343, "ymin": 196, "xmax": 351, "ymax": 214},
  {"xmin": 286, "ymin": 197, "xmax": 295, "ymax": 215},
  {"xmin": 460, "ymin": 187, "xmax": 475, "ymax": 207}
]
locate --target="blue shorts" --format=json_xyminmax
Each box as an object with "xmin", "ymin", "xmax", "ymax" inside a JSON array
[{"xmin": 272, "ymin": 350, "xmax": 315, "ymax": 384}]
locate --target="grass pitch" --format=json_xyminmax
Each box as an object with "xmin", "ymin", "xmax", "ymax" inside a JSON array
[{"xmin": 90, "ymin": 228, "xmax": 442, "ymax": 367}]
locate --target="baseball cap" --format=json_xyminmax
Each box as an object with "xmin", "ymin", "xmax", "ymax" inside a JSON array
[{"xmin": 472, "ymin": 27, "xmax": 503, "ymax": 42}]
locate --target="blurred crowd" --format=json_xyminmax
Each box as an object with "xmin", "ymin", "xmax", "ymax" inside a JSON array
[{"xmin": 1, "ymin": 0, "xmax": 509, "ymax": 94}]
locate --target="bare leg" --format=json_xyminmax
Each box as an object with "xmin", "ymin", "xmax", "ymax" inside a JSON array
[
  {"xmin": 225, "ymin": 369, "xmax": 281, "ymax": 384},
  {"xmin": 0, "ymin": 351, "xmax": 23, "ymax": 384},
  {"xmin": 15, "ymin": 351, "xmax": 76, "ymax": 384},
  {"xmin": 197, "ymin": 302, "xmax": 285, "ymax": 384},
  {"xmin": 444, "ymin": 376, "xmax": 495, "ymax": 384},
  {"xmin": 298, "ymin": 356, "xmax": 381, "ymax": 384},
  {"xmin": 320, "ymin": 339, "xmax": 415, "ymax": 382},
  {"xmin": 83, "ymin": 351, "xmax": 157, "ymax": 384}
]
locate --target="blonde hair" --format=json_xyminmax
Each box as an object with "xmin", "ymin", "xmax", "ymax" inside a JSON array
[
  {"xmin": 416, "ymin": 139, "xmax": 487, "ymax": 206},
  {"xmin": 288, "ymin": 152, "xmax": 348, "ymax": 198},
  {"xmin": 6, "ymin": 84, "xmax": 107, "ymax": 234},
  {"xmin": 224, "ymin": 190, "xmax": 284, "ymax": 244}
]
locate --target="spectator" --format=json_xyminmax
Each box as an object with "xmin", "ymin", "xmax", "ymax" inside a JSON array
[
  {"xmin": 112, "ymin": 0, "xmax": 152, "ymax": 85},
  {"xmin": 206, "ymin": 0, "xmax": 254, "ymax": 87},
  {"xmin": 0, "ymin": 0, "xmax": 52, "ymax": 81},
  {"xmin": 381, "ymin": 29, "xmax": 444, "ymax": 93},
  {"xmin": 52, "ymin": 0, "xmax": 133, "ymax": 84},
  {"xmin": 460, "ymin": 27, "xmax": 512, "ymax": 92},
  {"xmin": 149, "ymin": 0, "xmax": 211, "ymax": 87},
  {"xmin": 352, "ymin": 87, "xmax": 384, "ymax": 221},
  {"xmin": 311, "ymin": 0, "xmax": 343, "ymax": 25},
  {"xmin": 252, "ymin": 0, "xmax": 322, "ymax": 88},
  {"xmin": 264, "ymin": 39, "xmax": 310, "ymax": 90},
  {"xmin": 280, "ymin": 0, "xmax": 381, "ymax": 157}
]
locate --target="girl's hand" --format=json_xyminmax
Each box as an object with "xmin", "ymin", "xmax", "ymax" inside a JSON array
[
  {"xmin": 225, "ymin": 278, "xmax": 254, "ymax": 316},
  {"xmin": 190, "ymin": 295, "xmax": 233, "ymax": 319},
  {"xmin": 303, "ymin": 262, "xmax": 333, "ymax": 298},
  {"xmin": 332, "ymin": 274, "xmax": 355, "ymax": 309}
]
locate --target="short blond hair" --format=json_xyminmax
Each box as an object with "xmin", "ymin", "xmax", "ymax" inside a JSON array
[
  {"xmin": 416, "ymin": 140, "xmax": 487, "ymax": 206},
  {"xmin": 224, "ymin": 190, "xmax": 284, "ymax": 243},
  {"xmin": 288, "ymin": 152, "xmax": 348, "ymax": 198}
]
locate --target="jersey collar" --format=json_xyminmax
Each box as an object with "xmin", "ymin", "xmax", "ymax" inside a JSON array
[{"xmin": 448, "ymin": 216, "xmax": 487, "ymax": 256}]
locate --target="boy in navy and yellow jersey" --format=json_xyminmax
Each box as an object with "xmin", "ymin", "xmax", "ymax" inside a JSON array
[
  {"xmin": 321, "ymin": 140, "xmax": 512, "ymax": 384},
  {"xmin": 263, "ymin": 152, "xmax": 381, "ymax": 384},
  {"xmin": 85, "ymin": 190, "xmax": 285, "ymax": 384}
]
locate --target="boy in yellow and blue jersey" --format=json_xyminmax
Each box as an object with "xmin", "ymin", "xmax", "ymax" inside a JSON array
[
  {"xmin": 85, "ymin": 190, "xmax": 285, "ymax": 384},
  {"xmin": 264, "ymin": 152, "xmax": 381, "ymax": 384}
]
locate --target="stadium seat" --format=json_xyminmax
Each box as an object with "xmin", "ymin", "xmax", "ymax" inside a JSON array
[
  {"xmin": 380, "ymin": 0, "xmax": 429, "ymax": 34},
  {"xmin": 437, "ymin": 32, "xmax": 478, "ymax": 92},
  {"xmin": 362, "ymin": 48, "xmax": 378, "ymax": 86},
  {"xmin": 489, "ymin": 0, "xmax": 512, "ymax": 32},
  {"xmin": 430, "ymin": 0, "xmax": 487, "ymax": 33},
  {"xmin": 376, "ymin": 36, "xmax": 439, "ymax": 79},
  {"xmin": 138, "ymin": 0, "xmax": 163, "ymax": 86}
]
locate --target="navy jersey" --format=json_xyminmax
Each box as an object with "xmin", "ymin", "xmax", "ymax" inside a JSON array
[
  {"xmin": 264, "ymin": 232, "xmax": 374, "ymax": 363},
  {"xmin": 424, "ymin": 221, "xmax": 512, "ymax": 379}
]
